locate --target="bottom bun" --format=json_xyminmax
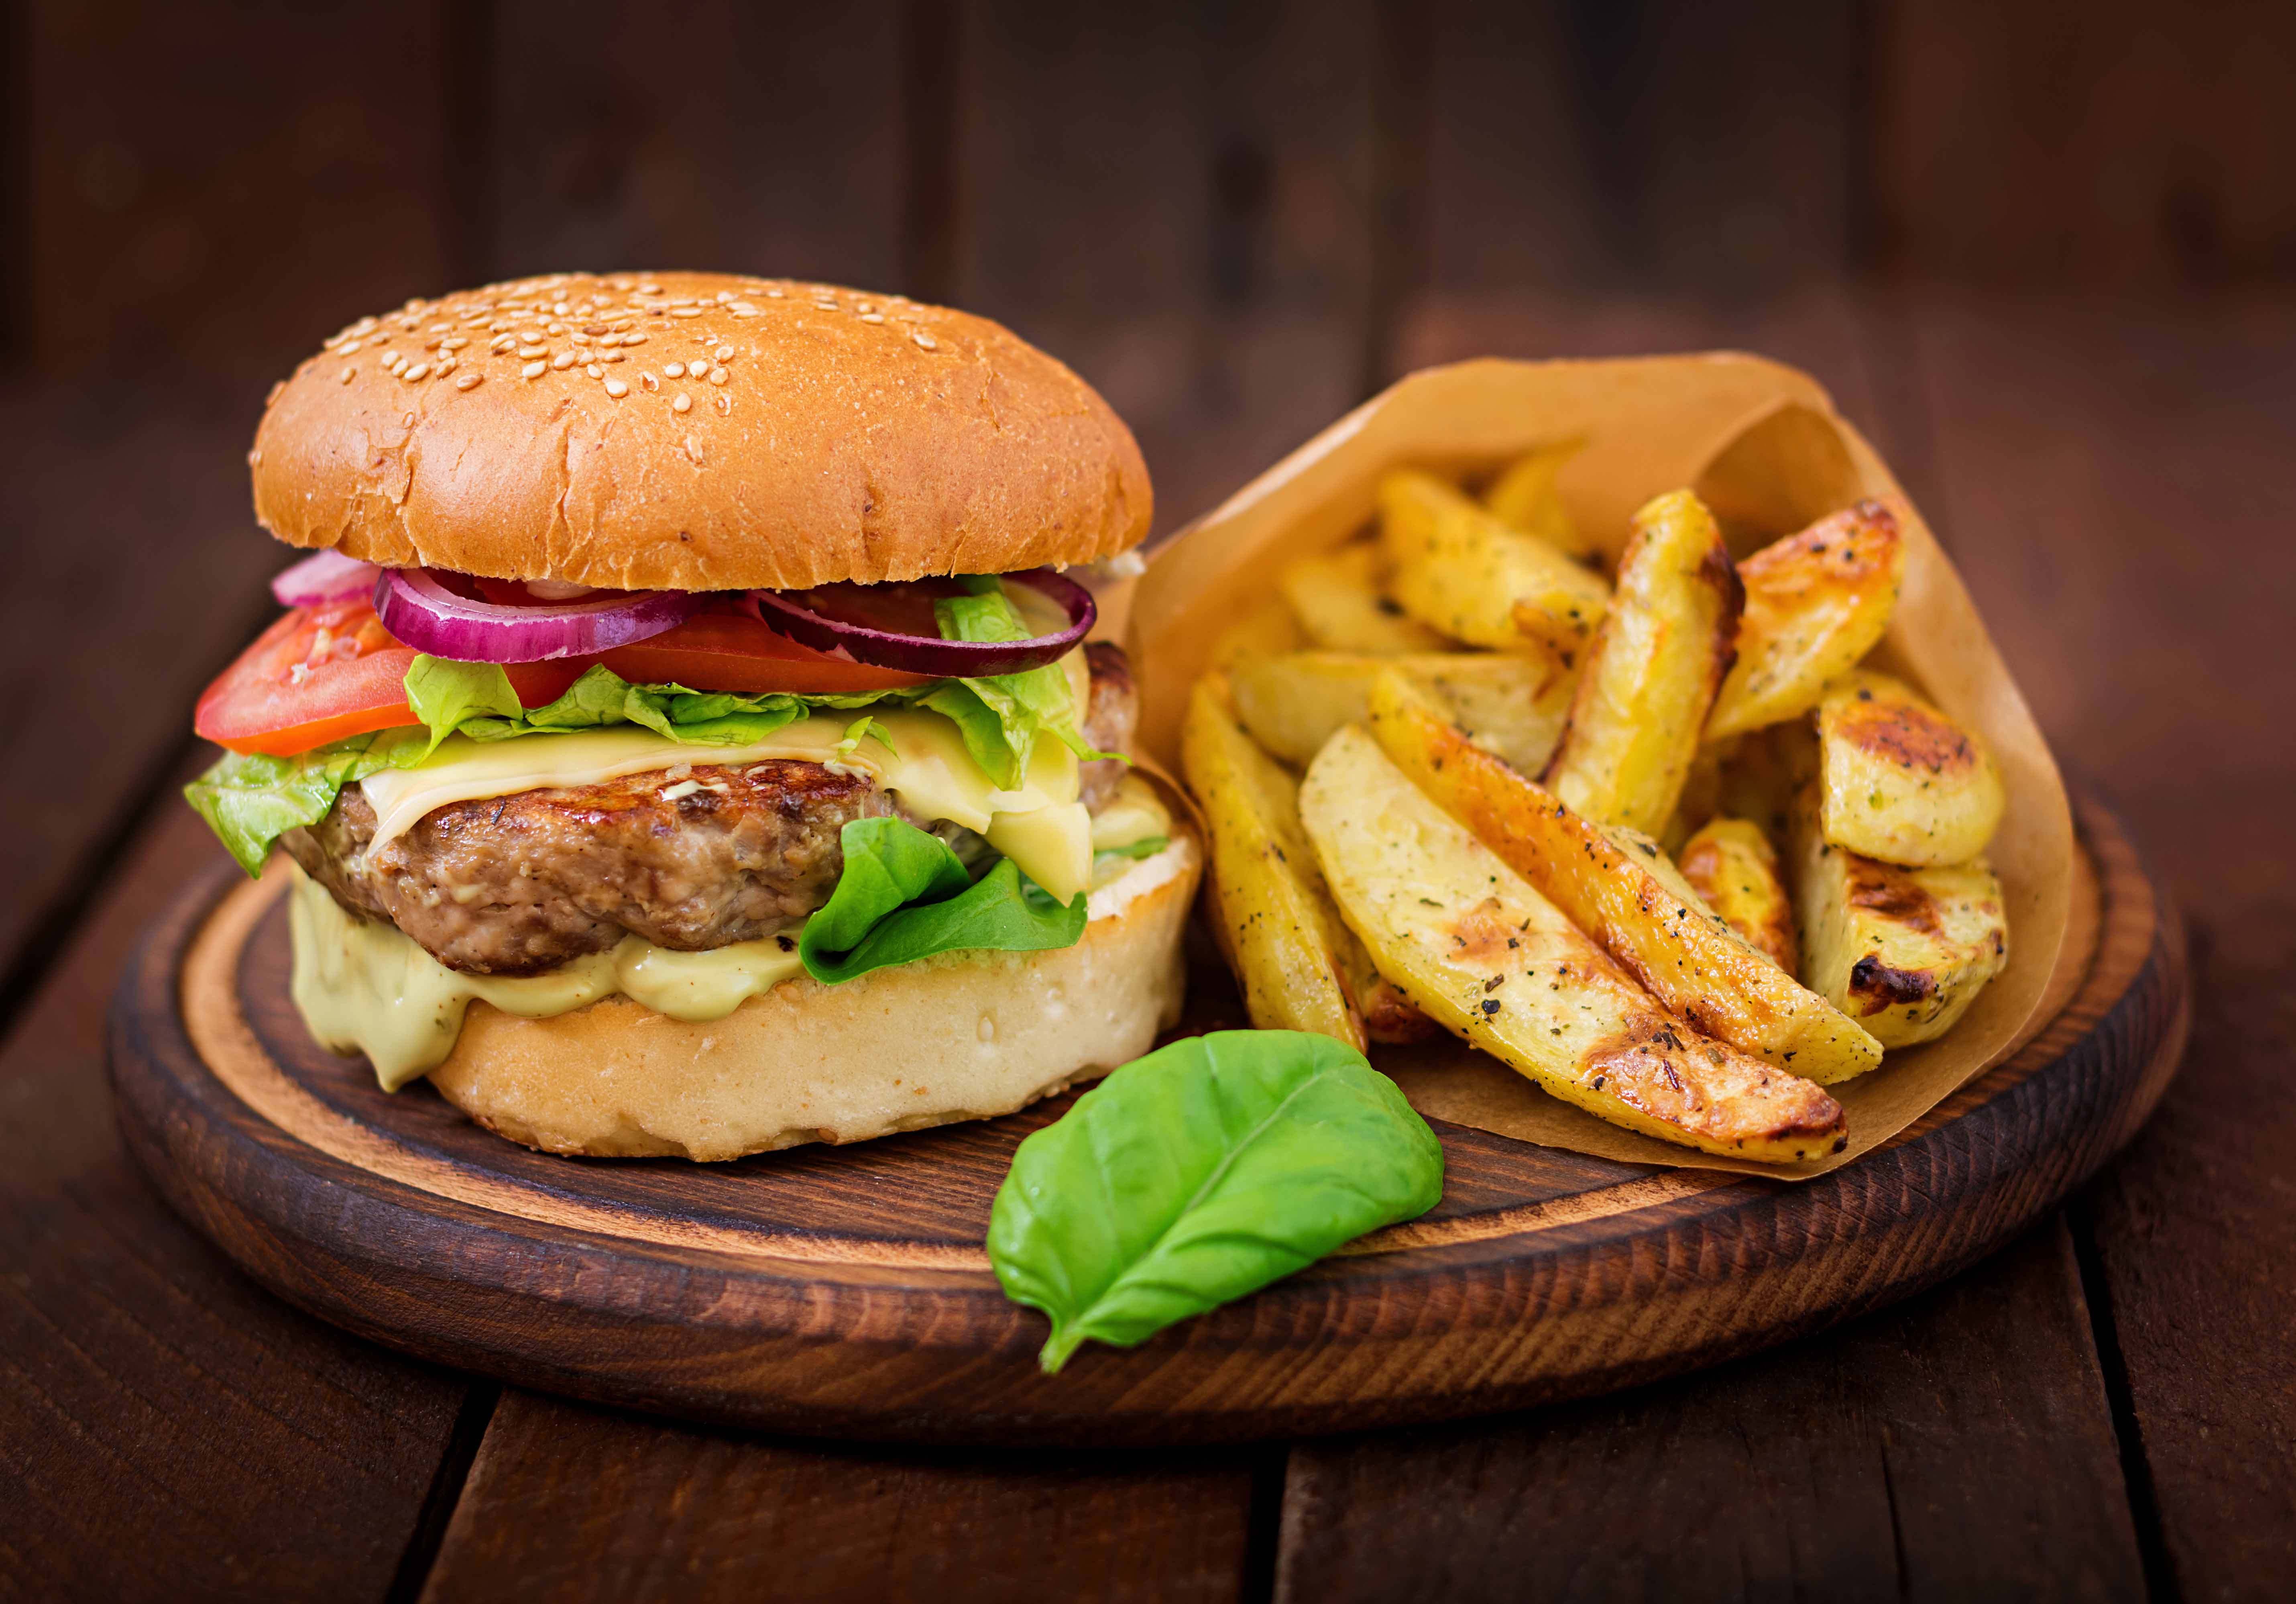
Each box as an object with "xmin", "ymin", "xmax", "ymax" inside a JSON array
[{"xmin": 427, "ymin": 834, "xmax": 1200, "ymax": 1161}]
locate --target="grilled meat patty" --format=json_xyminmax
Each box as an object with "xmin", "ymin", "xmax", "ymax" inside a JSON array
[{"xmin": 285, "ymin": 644, "xmax": 1141, "ymax": 976}]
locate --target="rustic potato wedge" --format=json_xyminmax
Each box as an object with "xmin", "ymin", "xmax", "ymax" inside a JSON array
[
  {"xmin": 1368, "ymin": 670, "xmax": 1882, "ymax": 1082},
  {"xmin": 1180, "ymin": 675, "xmax": 1366, "ymax": 1048},
  {"xmin": 1543, "ymin": 489, "xmax": 1745, "ymax": 834},
  {"xmin": 1378, "ymin": 469, "xmax": 1610, "ymax": 660},
  {"xmin": 1482, "ymin": 436, "xmax": 1596, "ymax": 561},
  {"xmin": 1793, "ymin": 791, "xmax": 2009, "ymax": 1048},
  {"xmin": 1707, "ymin": 500, "xmax": 1905, "ymax": 740},
  {"xmin": 1678, "ymin": 817, "xmax": 1797, "ymax": 972},
  {"xmin": 1818, "ymin": 670, "xmax": 2006, "ymax": 866},
  {"xmin": 1230, "ymin": 650, "xmax": 1573, "ymax": 776},
  {"xmin": 1300, "ymin": 725, "xmax": 1847, "ymax": 1162},
  {"xmin": 1278, "ymin": 542, "xmax": 1450, "ymax": 654},
  {"xmin": 1206, "ymin": 594, "xmax": 1307, "ymax": 671}
]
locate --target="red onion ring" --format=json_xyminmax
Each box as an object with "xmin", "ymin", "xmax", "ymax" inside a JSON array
[
  {"xmin": 749, "ymin": 569, "xmax": 1095, "ymax": 677},
  {"xmin": 373, "ymin": 568, "xmax": 704, "ymax": 662},
  {"xmin": 271, "ymin": 549, "xmax": 381, "ymax": 608}
]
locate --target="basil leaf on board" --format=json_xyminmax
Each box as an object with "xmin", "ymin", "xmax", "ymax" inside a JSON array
[
  {"xmin": 798, "ymin": 817, "xmax": 1088, "ymax": 984},
  {"xmin": 987, "ymin": 1030, "xmax": 1445, "ymax": 1372}
]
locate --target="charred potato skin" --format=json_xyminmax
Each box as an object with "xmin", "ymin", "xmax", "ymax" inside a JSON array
[
  {"xmin": 1793, "ymin": 792, "xmax": 2010, "ymax": 1048},
  {"xmin": 1299, "ymin": 726, "xmax": 1846, "ymax": 1162},
  {"xmin": 1706, "ymin": 500, "xmax": 1906, "ymax": 740},
  {"xmin": 1544, "ymin": 489, "xmax": 1745, "ymax": 834},
  {"xmin": 1818, "ymin": 670, "xmax": 2006, "ymax": 867},
  {"xmin": 1229, "ymin": 650, "xmax": 1573, "ymax": 776},
  {"xmin": 1678, "ymin": 817, "xmax": 1798, "ymax": 972},
  {"xmin": 1366, "ymin": 671, "xmax": 1883, "ymax": 1084},
  {"xmin": 1180, "ymin": 674, "xmax": 1367, "ymax": 1049},
  {"xmin": 1377, "ymin": 469, "xmax": 1610, "ymax": 660},
  {"xmin": 1278, "ymin": 542, "xmax": 1450, "ymax": 654}
]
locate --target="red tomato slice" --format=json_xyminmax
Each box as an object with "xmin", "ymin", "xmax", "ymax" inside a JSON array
[
  {"xmin": 194, "ymin": 601, "xmax": 586, "ymax": 757},
  {"xmin": 600, "ymin": 611, "xmax": 936, "ymax": 695},
  {"xmin": 197, "ymin": 599, "xmax": 932, "ymax": 757}
]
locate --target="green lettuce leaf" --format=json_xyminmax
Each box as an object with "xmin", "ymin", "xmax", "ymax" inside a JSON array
[
  {"xmin": 183, "ymin": 733, "xmax": 426, "ymax": 876},
  {"xmin": 798, "ymin": 816, "xmax": 1086, "ymax": 984},
  {"xmin": 986, "ymin": 1030, "xmax": 1445, "ymax": 1373},
  {"xmin": 930, "ymin": 578, "xmax": 1118, "ymax": 788}
]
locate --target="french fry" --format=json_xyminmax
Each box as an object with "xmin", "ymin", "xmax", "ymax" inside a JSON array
[
  {"xmin": 1543, "ymin": 489, "xmax": 1744, "ymax": 834},
  {"xmin": 1206, "ymin": 594, "xmax": 1307, "ymax": 671},
  {"xmin": 1793, "ymin": 789, "xmax": 2009, "ymax": 1048},
  {"xmin": 1278, "ymin": 542, "xmax": 1449, "ymax": 654},
  {"xmin": 1378, "ymin": 470, "xmax": 1609, "ymax": 660},
  {"xmin": 1818, "ymin": 670, "xmax": 2005, "ymax": 866},
  {"xmin": 1482, "ymin": 436, "xmax": 1596, "ymax": 561},
  {"xmin": 1180, "ymin": 675, "xmax": 1366, "ymax": 1048},
  {"xmin": 1706, "ymin": 500, "xmax": 1905, "ymax": 740},
  {"xmin": 1299, "ymin": 725, "xmax": 1847, "ymax": 1162},
  {"xmin": 1230, "ymin": 650, "xmax": 1573, "ymax": 776},
  {"xmin": 1678, "ymin": 817, "xmax": 1797, "ymax": 972},
  {"xmin": 1367, "ymin": 670, "xmax": 1882, "ymax": 1082}
]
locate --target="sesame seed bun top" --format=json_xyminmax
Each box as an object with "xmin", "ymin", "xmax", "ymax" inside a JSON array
[{"xmin": 249, "ymin": 271, "xmax": 1152, "ymax": 591}]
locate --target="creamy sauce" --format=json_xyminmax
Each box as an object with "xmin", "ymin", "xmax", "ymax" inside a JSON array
[{"xmin": 289, "ymin": 866, "xmax": 810, "ymax": 1091}]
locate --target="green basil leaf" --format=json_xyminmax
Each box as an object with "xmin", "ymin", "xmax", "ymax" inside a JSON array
[
  {"xmin": 798, "ymin": 817, "xmax": 1086, "ymax": 984},
  {"xmin": 987, "ymin": 1030, "xmax": 1444, "ymax": 1372}
]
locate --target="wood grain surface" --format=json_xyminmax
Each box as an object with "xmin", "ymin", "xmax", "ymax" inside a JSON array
[{"xmin": 108, "ymin": 790, "xmax": 2180, "ymax": 1449}]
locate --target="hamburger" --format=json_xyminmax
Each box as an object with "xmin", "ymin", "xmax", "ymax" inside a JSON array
[{"xmin": 187, "ymin": 271, "xmax": 1199, "ymax": 1161}]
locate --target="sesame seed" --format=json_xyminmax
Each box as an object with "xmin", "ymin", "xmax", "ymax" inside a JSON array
[
  {"xmin": 402, "ymin": 410, "xmax": 416, "ymax": 426},
  {"xmin": 913, "ymin": 331, "xmax": 938, "ymax": 350},
  {"xmin": 714, "ymin": 392, "xmax": 732, "ymax": 415},
  {"xmin": 569, "ymin": 331, "xmax": 590, "ymax": 345},
  {"xmin": 553, "ymin": 301, "xmax": 570, "ymax": 314},
  {"xmin": 339, "ymin": 339, "xmax": 362, "ymax": 355},
  {"xmin": 664, "ymin": 361, "xmax": 684, "ymax": 378},
  {"xmin": 456, "ymin": 371, "xmax": 483, "ymax": 390},
  {"xmin": 764, "ymin": 287, "xmax": 784, "ymax": 298},
  {"xmin": 551, "ymin": 351, "xmax": 576, "ymax": 369},
  {"xmin": 436, "ymin": 357, "xmax": 456, "ymax": 374},
  {"xmin": 639, "ymin": 371, "xmax": 658, "ymax": 391},
  {"xmin": 340, "ymin": 366, "xmax": 356, "ymax": 383},
  {"xmin": 403, "ymin": 362, "xmax": 430, "ymax": 381},
  {"xmin": 714, "ymin": 343, "xmax": 734, "ymax": 361},
  {"xmin": 522, "ymin": 361, "xmax": 546, "ymax": 379},
  {"xmin": 267, "ymin": 380, "xmax": 286, "ymax": 404},
  {"xmin": 248, "ymin": 448, "xmax": 261, "ymax": 466},
  {"xmin": 517, "ymin": 344, "xmax": 546, "ymax": 359},
  {"xmin": 670, "ymin": 306, "xmax": 703, "ymax": 318},
  {"xmin": 708, "ymin": 365, "xmax": 728, "ymax": 384},
  {"xmin": 597, "ymin": 333, "xmax": 620, "ymax": 347},
  {"xmin": 601, "ymin": 350, "xmax": 624, "ymax": 363},
  {"xmin": 585, "ymin": 362, "xmax": 602, "ymax": 378},
  {"xmin": 603, "ymin": 377, "xmax": 629, "ymax": 397},
  {"xmin": 620, "ymin": 331, "xmax": 646, "ymax": 346},
  {"xmin": 672, "ymin": 392, "xmax": 692, "ymax": 412},
  {"xmin": 859, "ymin": 312, "xmax": 885, "ymax": 324},
  {"xmin": 441, "ymin": 336, "xmax": 468, "ymax": 350},
  {"xmin": 639, "ymin": 282, "xmax": 662, "ymax": 294}
]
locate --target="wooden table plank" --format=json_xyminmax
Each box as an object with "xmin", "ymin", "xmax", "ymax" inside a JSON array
[
  {"xmin": 1898, "ymin": 291, "xmax": 2296, "ymax": 1600},
  {"xmin": 416, "ymin": 1389, "xmax": 1271, "ymax": 1604},
  {"xmin": 1273, "ymin": 1219, "xmax": 2145, "ymax": 1604},
  {"xmin": 485, "ymin": 0, "xmax": 907, "ymax": 290},
  {"xmin": 0, "ymin": 799, "xmax": 474, "ymax": 1603},
  {"xmin": 955, "ymin": 0, "xmax": 1378, "ymax": 534},
  {"xmin": 0, "ymin": 394, "xmax": 292, "ymax": 1019}
]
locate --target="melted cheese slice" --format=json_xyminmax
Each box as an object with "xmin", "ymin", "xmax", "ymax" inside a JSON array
[{"xmin": 359, "ymin": 705, "xmax": 1094, "ymax": 902}]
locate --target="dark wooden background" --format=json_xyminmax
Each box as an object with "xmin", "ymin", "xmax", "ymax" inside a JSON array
[{"xmin": 4, "ymin": 3, "xmax": 2292, "ymax": 1599}]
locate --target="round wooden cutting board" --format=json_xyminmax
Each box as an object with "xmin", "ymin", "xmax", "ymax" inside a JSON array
[{"xmin": 110, "ymin": 793, "xmax": 2184, "ymax": 1447}]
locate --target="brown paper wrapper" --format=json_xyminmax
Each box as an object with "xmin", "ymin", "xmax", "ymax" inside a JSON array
[{"xmin": 1126, "ymin": 356, "xmax": 2076, "ymax": 1179}]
